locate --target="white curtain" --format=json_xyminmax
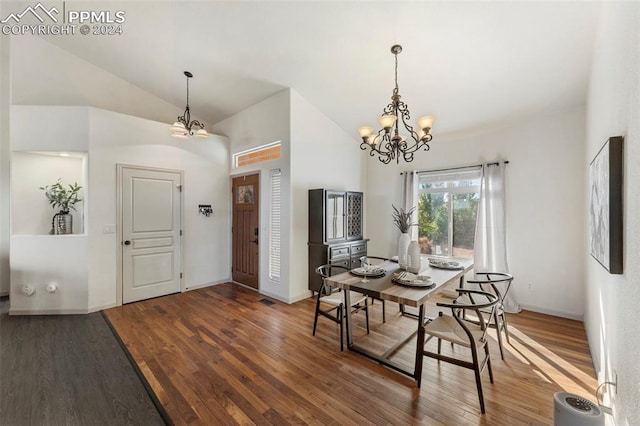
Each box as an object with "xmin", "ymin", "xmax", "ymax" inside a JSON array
[
  {"xmin": 474, "ymin": 163, "xmax": 520, "ymax": 313},
  {"xmin": 403, "ymin": 171, "xmax": 419, "ymax": 240}
]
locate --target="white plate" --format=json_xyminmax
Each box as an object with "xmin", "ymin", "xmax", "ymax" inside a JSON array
[
  {"xmin": 392, "ymin": 272, "xmax": 434, "ymax": 288},
  {"xmin": 392, "ymin": 277, "xmax": 434, "ymax": 288},
  {"xmin": 428, "ymin": 259, "xmax": 464, "ymax": 270},
  {"xmin": 350, "ymin": 267, "xmax": 386, "ymax": 277}
]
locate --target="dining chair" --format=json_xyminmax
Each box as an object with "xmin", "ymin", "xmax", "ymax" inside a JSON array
[
  {"xmin": 457, "ymin": 272, "xmax": 514, "ymax": 360},
  {"xmin": 360, "ymin": 256, "xmax": 389, "ymax": 322},
  {"xmin": 422, "ymin": 289, "xmax": 499, "ymax": 414},
  {"xmin": 312, "ymin": 264, "xmax": 370, "ymax": 351}
]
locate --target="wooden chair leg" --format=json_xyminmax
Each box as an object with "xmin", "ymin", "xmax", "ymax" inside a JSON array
[
  {"xmin": 484, "ymin": 341, "xmax": 494, "ymax": 383},
  {"xmin": 501, "ymin": 311, "xmax": 510, "ymax": 343},
  {"xmin": 312, "ymin": 296, "xmax": 321, "ymax": 336},
  {"xmin": 494, "ymin": 309, "xmax": 505, "ymax": 360},
  {"xmin": 338, "ymin": 306, "xmax": 344, "ymax": 351},
  {"xmin": 471, "ymin": 347, "xmax": 486, "ymax": 414}
]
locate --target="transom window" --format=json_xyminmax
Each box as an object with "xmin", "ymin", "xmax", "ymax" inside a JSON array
[
  {"xmin": 417, "ymin": 168, "xmax": 481, "ymax": 258},
  {"xmin": 233, "ymin": 141, "xmax": 281, "ymax": 168}
]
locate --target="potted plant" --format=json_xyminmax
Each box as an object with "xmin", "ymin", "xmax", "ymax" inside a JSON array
[
  {"xmin": 392, "ymin": 205, "xmax": 416, "ymax": 269},
  {"xmin": 40, "ymin": 178, "xmax": 82, "ymax": 234}
]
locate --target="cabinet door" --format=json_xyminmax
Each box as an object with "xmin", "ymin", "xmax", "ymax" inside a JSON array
[
  {"xmin": 325, "ymin": 191, "xmax": 346, "ymax": 243},
  {"xmin": 346, "ymin": 192, "xmax": 363, "ymax": 240}
]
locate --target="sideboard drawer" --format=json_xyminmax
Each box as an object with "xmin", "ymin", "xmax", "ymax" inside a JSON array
[
  {"xmin": 351, "ymin": 242, "xmax": 367, "ymax": 256},
  {"xmin": 329, "ymin": 245, "xmax": 350, "ymax": 260}
]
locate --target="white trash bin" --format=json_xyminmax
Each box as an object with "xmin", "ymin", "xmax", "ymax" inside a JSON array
[{"xmin": 553, "ymin": 392, "xmax": 604, "ymax": 426}]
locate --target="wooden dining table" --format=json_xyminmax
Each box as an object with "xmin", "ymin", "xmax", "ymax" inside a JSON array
[{"xmin": 325, "ymin": 258, "xmax": 474, "ymax": 387}]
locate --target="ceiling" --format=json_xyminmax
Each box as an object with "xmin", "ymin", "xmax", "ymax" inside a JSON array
[{"xmin": 37, "ymin": 1, "xmax": 602, "ymax": 136}]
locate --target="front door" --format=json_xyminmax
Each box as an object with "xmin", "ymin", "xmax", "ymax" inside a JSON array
[
  {"xmin": 232, "ymin": 174, "xmax": 259, "ymax": 289},
  {"xmin": 120, "ymin": 165, "xmax": 182, "ymax": 304}
]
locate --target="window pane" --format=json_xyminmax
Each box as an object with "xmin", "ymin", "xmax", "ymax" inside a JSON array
[
  {"xmin": 452, "ymin": 192, "xmax": 479, "ymax": 258},
  {"xmin": 418, "ymin": 192, "xmax": 450, "ymax": 256}
]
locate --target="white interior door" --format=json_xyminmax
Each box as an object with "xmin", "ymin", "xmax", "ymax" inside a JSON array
[{"xmin": 121, "ymin": 166, "xmax": 182, "ymax": 304}]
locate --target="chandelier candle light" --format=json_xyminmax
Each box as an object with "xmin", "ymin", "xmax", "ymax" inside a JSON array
[
  {"xmin": 357, "ymin": 45, "xmax": 434, "ymax": 164},
  {"xmin": 170, "ymin": 71, "xmax": 208, "ymax": 139}
]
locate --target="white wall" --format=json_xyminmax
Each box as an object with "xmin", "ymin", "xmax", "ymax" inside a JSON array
[
  {"xmin": 289, "ymin": 90, "xmax": 365, "ymax": 301},
  {"xmin": 10, "ymin": 36, "xmax": 183, "ymax": 126},
  {"xmin": 88, "ymin": 108, "xmax": 230, "ymax": 310},
  {"xmin": 212, "ymin": 89, "xmax": 364, "ymax": 303},
  {"xmin": 584, "ymin": 2, "xmax": 640, "ymax": 424},
  {"xmin": 366, "ymin": 105, "xmax": 587, "ymax": 319},
  {"xmin": 212, "ymin": 90, "xmax": 291, "ymax": 302},
  {"xmin": 0, "ymin": 30, "xmax": 10, "ymax": 295},
  {"xmin": 10, "ymin": 106, "xmax": 230, "ymax": 313},
  {"xmin": 10, "ymin": 235, "xmax": 89, "ymax": 314},
  {"xmin": 11, "ymin": 152, "xmax": 86, "ymax": 235}
]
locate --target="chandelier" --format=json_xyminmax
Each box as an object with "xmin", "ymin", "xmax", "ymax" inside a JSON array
[
  {"xmin": 357, "ymin": 45, "xmax": 434, "ymax": 164},
  {"xmin": 170, "ymin": 71, "xmax": 208, "ymax": 139}
]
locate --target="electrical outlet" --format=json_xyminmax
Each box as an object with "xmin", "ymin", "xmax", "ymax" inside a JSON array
[{"xmin": 528, "ymin": 282, "xmax": 532, "ymax": 291}]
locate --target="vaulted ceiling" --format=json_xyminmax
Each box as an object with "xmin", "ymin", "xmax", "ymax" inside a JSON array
[{"xmin": 33, "ymin": 1, "xmax": 601, "ymax": 136}]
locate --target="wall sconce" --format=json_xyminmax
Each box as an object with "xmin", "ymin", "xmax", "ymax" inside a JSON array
[{"xmin": 199, "ymin": 204, "xmax": 213, "ymax": 217}]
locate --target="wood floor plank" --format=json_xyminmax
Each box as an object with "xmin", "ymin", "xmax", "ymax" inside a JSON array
[{"xmin": 104, "ymin": 283, "xmax": 597, "ymax": 425}]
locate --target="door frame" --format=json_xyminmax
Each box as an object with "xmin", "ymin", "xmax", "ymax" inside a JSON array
[
  {"xmin": 116, "ymin": 164, "xmax": 184, "ymax": 306},
  {"xmin": 230, "ymin": 171, "xmax": 261, "ymax": 291}
]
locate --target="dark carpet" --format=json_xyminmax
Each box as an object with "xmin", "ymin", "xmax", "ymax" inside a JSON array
[{"xmin": 0, "ymin": 297, "xmax": 167, "ymax": 426}]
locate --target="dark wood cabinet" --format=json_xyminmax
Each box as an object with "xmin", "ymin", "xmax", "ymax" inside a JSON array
[{"xmin": 308, "ymin": 189, "xmax": 366, "ymax": 292}]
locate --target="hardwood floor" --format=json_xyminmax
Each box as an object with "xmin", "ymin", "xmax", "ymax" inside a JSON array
[{"xmin": 104, "ymin": 283, "xmax": 597, "ymax": 425}]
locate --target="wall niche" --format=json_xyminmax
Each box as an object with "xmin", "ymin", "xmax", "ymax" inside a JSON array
[{"xmin": 11, "ymin": 151, "xmax": 87, "ymax": 235}]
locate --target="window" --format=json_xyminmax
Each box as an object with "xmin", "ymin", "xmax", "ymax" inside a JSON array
[
  {"xmin": 417, "ymin": 167, "xmax": 481, "ymax": 258},
  {"xmin": 233, "ymin": 141, "xmax": 281, "ymax": 168},
  {"xmin": 269, "ymin": 169, "xmax": 282, "ymax": 281}
]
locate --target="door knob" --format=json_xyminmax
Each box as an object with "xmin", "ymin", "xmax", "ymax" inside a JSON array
[
  {"xmin": 250, "ymin": 239, "xmax": 259, "ymax": 245},
  {"xmin": 123, "ymin": 240, "xmax": 131, "ymax": 245}
]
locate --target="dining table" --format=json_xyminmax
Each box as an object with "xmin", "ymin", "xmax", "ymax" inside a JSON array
[{"xmin": 325, "ymin": 257, "xmax": 474, "ymax": 387}]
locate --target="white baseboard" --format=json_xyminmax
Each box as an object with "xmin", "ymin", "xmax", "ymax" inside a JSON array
[
  {"xmin": 9, "ymin": 308, "xmax": 89, "ymax": 315},
  {"xmin": 288, "ymin": 291, "xmax": 312, "ymax": 304},
  {"xmin": 185, "ymin": 278, "xmax": 229, "ymax": 291},
  {"xmin": 88, "ymin": 303, "xmax": 116, "ymax": 313},
  {"xmin": 519, "ymin": 304, "xmax": 583, "ymax": 321}
]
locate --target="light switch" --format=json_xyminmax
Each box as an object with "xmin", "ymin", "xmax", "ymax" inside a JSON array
[{"xmin": 103, "ymin": 224, "xmax": 116, "ymax": 234}]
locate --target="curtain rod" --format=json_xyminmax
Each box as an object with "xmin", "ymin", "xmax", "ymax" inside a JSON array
[{"xmin": 400, "ymin": 160, "xmax": 509, "ymax": 175}]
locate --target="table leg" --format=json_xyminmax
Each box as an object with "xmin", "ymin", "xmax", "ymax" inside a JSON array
[{"xmin": 414, "ymin": 304, "xmax": 425, "ymax": 387}]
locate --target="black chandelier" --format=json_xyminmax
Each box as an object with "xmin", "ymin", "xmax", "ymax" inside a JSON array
[
  {"xmin": 170, "ymin": 71, "xmax": 208, "ymax": 139},
  {"xmin": 357, "ymin": 45, "xmax": 434, "ymax": 164}
]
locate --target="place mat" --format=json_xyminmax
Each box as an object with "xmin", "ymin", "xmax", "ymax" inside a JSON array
[
  {"xmin": 350, "ymin": 267, "xmax": 386, "ymax": 278},
  {"xmin": 392, "ymin": 272, "xmax": 434, "ymax": 288},
  {"xmin": 428, "ymin": 259, "xmax": 465, "ymax": 270}
]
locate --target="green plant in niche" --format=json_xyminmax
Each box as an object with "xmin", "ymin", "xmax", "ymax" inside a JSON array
[
  {"xmin": 392, "ymin": 204, "xmax": 416, "ymax": 233},
  {"xmin": 40, "ymin": 178, "xmax": 82, "ymax": 213}
]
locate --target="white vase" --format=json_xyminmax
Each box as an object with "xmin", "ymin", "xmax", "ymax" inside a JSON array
[
  {"xmin": 407, "ymin": 241, "xmax": 421, "ymax": 273},
  {"xmin": 398, "ymin": 233, "xmax": 411, "ymax": 270}
]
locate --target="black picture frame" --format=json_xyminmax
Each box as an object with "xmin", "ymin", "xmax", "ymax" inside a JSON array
[{"xmin": 589, "ymin": 136, "xmax": 623, "ymax": 274}]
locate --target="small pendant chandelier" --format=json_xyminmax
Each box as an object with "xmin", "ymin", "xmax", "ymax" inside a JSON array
[
  {"xmin": 357, "ymin": 45, "xmax": 435, "ymax": 164},
  {"xmin": 170, "ymin": 71, "xmax": 208, "ymax": 139}
]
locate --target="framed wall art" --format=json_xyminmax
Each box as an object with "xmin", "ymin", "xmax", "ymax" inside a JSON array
[{"xmin": 589, "ymin": 136, "xmax": 623, "ymax": 274}]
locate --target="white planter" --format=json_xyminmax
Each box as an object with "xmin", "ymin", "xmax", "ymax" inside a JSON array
[
  {"xmin": 407, "ymin": 240, "xmax": 421, "ymax": 273},
  {"xmin": 398, "ymin": 233, "xmax": 411, "ymax": 269}
]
